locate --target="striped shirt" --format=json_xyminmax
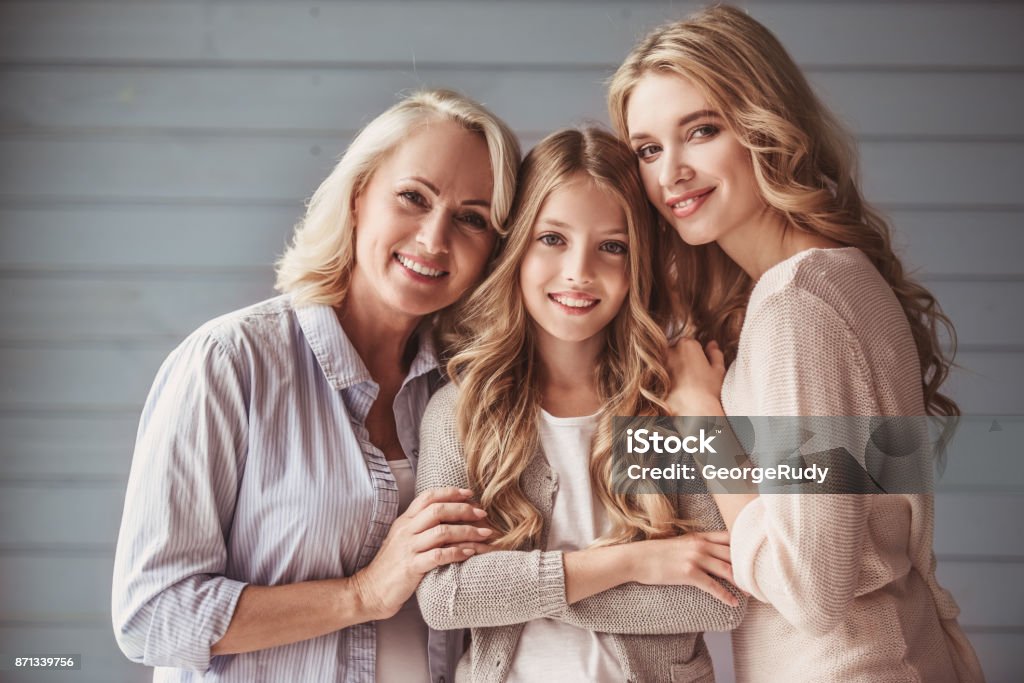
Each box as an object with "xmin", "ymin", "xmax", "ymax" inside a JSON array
[{"xmin": 112, "ymin": 295, "xmax": 461, "ymax": 682}]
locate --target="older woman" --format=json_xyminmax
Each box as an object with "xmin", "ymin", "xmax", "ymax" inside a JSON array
[{"xmin": 112, "ymin": 89, "xmax": 520, "ymax": 683}]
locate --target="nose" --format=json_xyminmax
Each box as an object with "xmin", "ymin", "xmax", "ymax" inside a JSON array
[
  {"xmin": 658, "ymin": 144, "xmax": 695, "ymax": 190},
  {"xmin": 415, "ymin": 210, "xmax": 450, "ymax": 255},
  {"xmin": 564, "ymin": 243, "xmax": 594, "ymax": 285}
]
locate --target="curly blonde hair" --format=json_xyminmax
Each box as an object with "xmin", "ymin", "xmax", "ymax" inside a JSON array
[
  {"xmin": 608, "ymin": 4, "xmax": 958, "ymax": 416},
  {"xmin": 447, "ymin": 127, "xmax": 691, "ymax": 550}
]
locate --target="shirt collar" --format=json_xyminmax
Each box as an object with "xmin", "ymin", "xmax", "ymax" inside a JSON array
[{"xmin": 294, "ymin": 301, "xmax": 439, "ymax": 392}]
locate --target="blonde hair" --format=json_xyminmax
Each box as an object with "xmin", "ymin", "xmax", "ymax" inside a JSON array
[
  {"xmin": 608, "ymin": 4, "xmax": 958, "ymax": 416},
  {"xmin": 447, "ymin": 127, "xmax": 691, "ymax": 550},
  {"xmin": 274, "ymin": 88, "xmax": 521, "ymax": 341}
]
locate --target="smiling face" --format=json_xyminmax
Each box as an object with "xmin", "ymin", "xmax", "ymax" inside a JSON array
[
  {"xmin": 625, "ymin": 71, "xmax": 767, "ymax": 250},
  {"xmin": 349, "ymin": 119, "xmax": 496, "ymax": 322},
  {"xmin": 519, "ymin": 175, "xmax": 630, "ymax": 351}
]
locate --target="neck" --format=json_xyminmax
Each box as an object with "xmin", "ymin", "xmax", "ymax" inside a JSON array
[
  {"xmin": 533, "ymin": 328, "xmax": 604, "ymax": 416},
  {"xmin": 717, "ymin": 207, "xmax": 843, "ymax": 281},
  {"xmin": 336, "ymin": 295, "xmax": 421, "ymax": 379}
]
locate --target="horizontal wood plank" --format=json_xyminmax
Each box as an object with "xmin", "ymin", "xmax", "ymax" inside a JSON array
[
  {"xmin": 1, "ymin": 67, "xmax": 1021, "ymax": 139},
  {"xmin": 1, "ymin": 2, "xmax": 1021, "ymax": 69},
  {"xmin": 1, "ymin": 137, "xmax": 1021, "ymax": 207}
]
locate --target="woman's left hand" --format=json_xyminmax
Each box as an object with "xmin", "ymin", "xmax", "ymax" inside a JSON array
[{"xmin": 666, "ymin": 339, "xmax": 726, "ymax": 416}]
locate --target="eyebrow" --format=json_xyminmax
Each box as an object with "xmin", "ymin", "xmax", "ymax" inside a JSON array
[
  {"xmin": 539, "ymin": 218, "xmax": 628, "ymax": 238},
  {"xmin": 629, "ymin": 109, "xmax": 719, "ymax": 142},
  {"xmin": 402, "ymin": 176, "xmax": 490, "ymax": 208}
]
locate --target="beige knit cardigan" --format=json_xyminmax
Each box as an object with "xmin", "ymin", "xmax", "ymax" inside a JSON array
[
  {"xmin": 723, "ymin": 248, "xmax": 985, "ymax": 683},
  {"xmin": 415, "ymin": 382, "xmax": 746, "ymax": 683}
]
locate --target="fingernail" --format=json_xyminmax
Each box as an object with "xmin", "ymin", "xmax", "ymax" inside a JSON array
[
  {"xmin": 459, "ymin": 488, "xmax": 474, "ymax": 496},
  {"xmin": 473, "ymin": 507, "xmax": 487, "ymax": 518},
  {"xmin": 463, "ymin": 548, "xmax": 476, "ymax": 556},
  {"xmin": 477, "ymin": 527, "xmax": 493, "ymax": 536}
]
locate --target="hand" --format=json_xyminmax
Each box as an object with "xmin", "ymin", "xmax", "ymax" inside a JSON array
[
  {"xmin": 627, "ymin": 531, "xmax": 740, "ymax": 606},
  {"xmin": 666, "ymin": 339, "xmax": 726, "ymax": 417},
  {"xmin": 351, "ymin": 487, "xmax": 493, "ymax": 619}
]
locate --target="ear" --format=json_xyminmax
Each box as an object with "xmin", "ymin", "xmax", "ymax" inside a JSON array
[{"xmin": 350, "ymin": 190, "xmax": 360, "ymax": 227}]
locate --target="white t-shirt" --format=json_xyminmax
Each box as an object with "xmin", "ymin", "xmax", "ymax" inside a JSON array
[
  {"xmin": 375, "ymin": 458, "xmax": 431, "ymax": 683},
  {"xmin": 505, "ymin": 410, "xmax": 626, "ymax": 683}
]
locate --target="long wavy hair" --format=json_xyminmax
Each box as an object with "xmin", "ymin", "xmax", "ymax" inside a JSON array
[
  {"xmin": 608, "ymin": 4, "xmax": 958, "ymax": 416},
  {"xmin": 447, "ymin": 127, "xmax": 691, "ymax": 550},
  {"xmin": 275, "ymin": 88, "xmax": 520, "ymax": 352}
]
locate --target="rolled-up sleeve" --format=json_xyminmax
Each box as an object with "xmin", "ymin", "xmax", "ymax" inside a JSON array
[{"xmin": 112, "ymin": 328, "xmax": 250, "ymax": 671}]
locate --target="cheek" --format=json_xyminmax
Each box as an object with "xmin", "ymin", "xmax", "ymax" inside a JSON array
[{"xmin": 453, "ymin": 233, "xmax": 496, "ymax": 280}]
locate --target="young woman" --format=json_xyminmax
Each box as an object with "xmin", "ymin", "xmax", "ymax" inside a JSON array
[
  {"xmin": 415, "ymin": 127, "xmax": 745, "ymax": 683},
  {"xmin": 609, "ymin": 5, "xmax": 984, "ymax": 682},
  {"xmin": 112, "ymin": 89, "xmax": 520, "ymax": 683}
]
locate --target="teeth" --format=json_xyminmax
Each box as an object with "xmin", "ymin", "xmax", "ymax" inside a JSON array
[
  {"xmin": 552, "ymin": 294, "xmax": 597, "ymax": 308},
  {"xmin": 673, "ymin": 196, "xmax": 698, "ymax": 209},
  {"xmin": 396, "ymin": 254, "xmax": 445, "ymax": 278}
]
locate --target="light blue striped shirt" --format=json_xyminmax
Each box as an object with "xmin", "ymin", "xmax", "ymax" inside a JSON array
[{"xmin": 112, "ymin": 295, "xmax": 460, "ymax": 682}]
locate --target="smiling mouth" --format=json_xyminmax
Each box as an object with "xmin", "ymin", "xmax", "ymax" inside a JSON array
[
  {"xmin": 670, "ymin": 188, "xmax": 714, "ymax": 210},
  {"xmin": 549, "ymin": 293, "xmax": 599, "ymax": 310},
  {"xmin": 394, "ymin": 253, "xmax": 448, "ymax": 279}
]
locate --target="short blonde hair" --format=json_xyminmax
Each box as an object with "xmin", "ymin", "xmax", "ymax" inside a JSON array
[{"xmin": 275, "ymin": 88, "xmax": 521, "ymax": 308}]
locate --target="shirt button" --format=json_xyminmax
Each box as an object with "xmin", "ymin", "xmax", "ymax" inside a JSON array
[{"xmin": 413, "ymin": 448, "xmax": 420, "ymax": 457}]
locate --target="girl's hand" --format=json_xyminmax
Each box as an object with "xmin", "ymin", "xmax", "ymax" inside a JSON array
[
  {"xmin": 666, "ymin": 339, "xmax": 726, "ymax": 416},
  {"xmin": 626, "ymin": 531, "xmax": 740, "ymax": 606},
  {"xmin": 351, "ymin": 487, "xmax": 492, "ymax": 619}
]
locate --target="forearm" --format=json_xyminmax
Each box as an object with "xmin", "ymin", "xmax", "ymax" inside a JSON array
[
  {"xmin": 211, "ymin": 576, "xmax": 374, "ymax": 655},
  {"xmin": 709, "ymin": 492, "xmax": 760, "ymax": 531},
  {"xmin": 559, "ymin": 542, "xmax": 745, "ymax": 634},
  {"xmin": 417, "ymin": 549, "xmax": 566, "ymax": 629},
  {"xmin": 563, "ymin": 544, "xmax": 635, "ymax": 603},
  {"xmin": 556, "ymin": 582, "xmax": 746, "ymax": 634}
]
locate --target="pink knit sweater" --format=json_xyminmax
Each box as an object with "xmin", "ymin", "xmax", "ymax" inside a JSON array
[{"xmin": 722, "ymin": 248, "xmax": 984, "ymax": 682}]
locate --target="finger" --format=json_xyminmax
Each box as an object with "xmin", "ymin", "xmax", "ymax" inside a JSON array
[
  {"xmin": 411, "ymin": 545, "xmax": 477, "ymax": 573},
  {"xmin": 698, "ymin": 541, "xmax": 732, "ymax": 564},
  {"xmin": 705, "ymin": 341, "xmax": 725, "ymax": 371},
  {"xmin": 447, "ymin": 541, "xmax": 497, "ymax": 555},
  {"xmin": 695, "ymin": 530, "xmax": 731, "ymax": 546},
  {"xmin": 693, "ymin": 574, "xmax": 740, "ymax": 607},
  {"xmin": 413, "ymin": 523, "xmax": 493, "ymax": 552},
  {"xmin": 409, "ymin": 502, "xmax": 488, "ymax": 534},
  {"xmin": 699, "ymin": 556, "xmax": 736, "ymax": 585},
  {"xmin": 405, "ymin": 487, "xmax": 474, "ymax": 517}
]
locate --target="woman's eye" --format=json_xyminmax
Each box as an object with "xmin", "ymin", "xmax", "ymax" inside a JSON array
[
  {"xmin": 459, "ymin": 212, "xmax": 489, "ymax": 231},
  {"xmin": 539, "ymin": 233, "xmax": 564, "ymax": 247},
  {"xmin": 399, "ymin": 190, "xmax": 427, "ymax": 206},
  {"xmin": 690, "ymin": 124, "xmax": 719, "ymax": 141},
  {"xmin": 601, "ymin": 241, "xmax": 628, "ymax": 255},
  {"xmin": 636, "ymin": 143, "xmax": 661, "ymax": 160}
]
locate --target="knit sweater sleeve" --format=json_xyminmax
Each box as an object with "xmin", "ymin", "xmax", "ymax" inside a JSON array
[
  {"xmin": 729, "ymin": 286, "xmax": 874, "ymax": 637},
  {"xmin": 551, "ymin": 491, "xmax": 746, "ymax": 634},
  {"xmin": 414, "ymin": 384, "xmax": 568, "ymax": 629}
]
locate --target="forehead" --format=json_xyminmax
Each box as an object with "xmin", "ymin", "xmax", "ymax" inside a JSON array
[
  {"xmin": 626, "ymin": 72, "xmax": 708, "ymax": 129},
  {"xmin": 375, "ymin": 119, "xmax": 494, "ymax": 196},
  {"xmin": 536, "ymin": 177, "xmax": 627, "ymax": 233}
]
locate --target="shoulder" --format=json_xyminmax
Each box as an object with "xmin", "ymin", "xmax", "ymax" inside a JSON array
[
  {"xmin": 421, "ymin": 382, "xmax": 458, "ymax": 419},
  {"xmin": 189, "ymin": 295, "xmax": 298, "ymax": 356}
]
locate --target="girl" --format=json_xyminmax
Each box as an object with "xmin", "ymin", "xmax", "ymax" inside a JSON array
[
  {"xmin": 608, "ymin": 5, "xmax": 984, "ymax": 682},
  {"xmin": 415, "ymin": 127, "xmax": 745, "ymax": 683}
]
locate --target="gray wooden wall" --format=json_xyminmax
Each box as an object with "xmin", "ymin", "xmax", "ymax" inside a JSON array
[{"xmin": 0, "ymin": 1, "xmax": 1021, "ymax": 681}]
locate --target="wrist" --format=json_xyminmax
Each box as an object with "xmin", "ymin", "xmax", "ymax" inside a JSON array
[{"xmin": 345, "ymin": 572, "xmax": 385, "ymax": 623}]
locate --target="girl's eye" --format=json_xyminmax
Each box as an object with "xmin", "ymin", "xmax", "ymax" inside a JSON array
[
  {"xmin": 601, "ymin": 241, "xmax": 628, "ymax": 256},
  {"xmin": 690, "ymin": 124, "xmax": 720, "ymax": 141},
  {"xmin": 636, "ymin": 143, "xmax": 661, "ymax": 160},
  {"xmin": 539, "ymin": 233, "xmax": 564, "ymax": 247},
  {"xmin": 459, "ymin": 212, "xmax": 489, "ymax": 231},
  {"xmin": 399, "ymin": 190, "xmax": 427, "ymax": 206}
]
